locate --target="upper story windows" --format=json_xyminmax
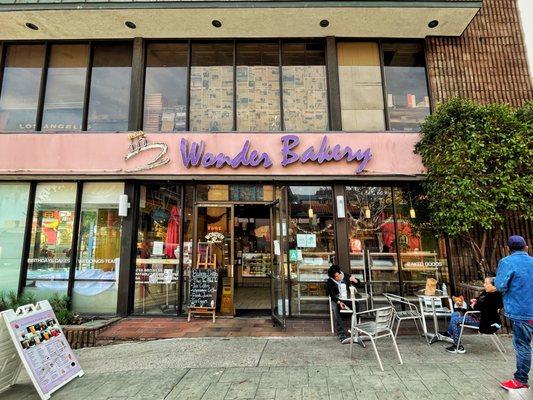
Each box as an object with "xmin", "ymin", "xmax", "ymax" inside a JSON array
[{"xmin": 0, "ymin": 39, "xmax": 430, "ymax": 133}]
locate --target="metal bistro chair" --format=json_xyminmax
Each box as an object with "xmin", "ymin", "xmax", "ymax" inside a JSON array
[
  {"xmin": 349, "ymin": 306, "xmax": 403, "ymax": 371},
  {"xmin": 457, "ymin": 310, "xmax": 508, "ymax": 360},
  {"xmin": 384, "ymin": 293, "xmax": 427, "ymax": 344}
]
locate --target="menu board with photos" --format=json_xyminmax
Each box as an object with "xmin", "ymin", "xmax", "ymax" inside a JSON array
[{"xmin": 0, "ymin": 300, "xmax": 83, "ymax": 400}]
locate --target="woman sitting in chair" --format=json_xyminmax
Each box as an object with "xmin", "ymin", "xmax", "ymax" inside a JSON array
[
  {"xmin": 443, "ymin": 277, "xmax": 503, "ymax": 354},
  {"xmin": 326, "ymin": 264, "xmax": 360, "ymax": 343}
]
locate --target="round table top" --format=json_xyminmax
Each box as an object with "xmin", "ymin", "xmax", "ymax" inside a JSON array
[{"xmin": 416, "ymin": 292, "xmax": 450, "ymax": 299}]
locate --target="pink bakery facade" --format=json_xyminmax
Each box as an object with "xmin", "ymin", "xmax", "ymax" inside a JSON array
[{"xmin": 0, "ymin": 19, "xmax": 470, "ymax": 323}]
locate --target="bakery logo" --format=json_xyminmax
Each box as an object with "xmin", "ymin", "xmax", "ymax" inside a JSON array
[{"xmin": 125, "ymin": 131, "xmax": 170, "ymax": 172}]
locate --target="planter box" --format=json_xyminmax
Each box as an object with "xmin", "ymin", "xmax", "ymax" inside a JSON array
[{"xmin": 63, "ymin": 318, "xmax": 121, "ymax": 349}]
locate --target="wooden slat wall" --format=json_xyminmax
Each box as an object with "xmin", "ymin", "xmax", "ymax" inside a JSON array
[
  {"xmin": 449, "ymin": 213, "xmax": 533, "ymax": 282},
  {"xmin": 426, "ymin": 0, "xmax": 532, "ymax": 285},
  {"xmin": 426, "ymin": 0, "xmax": 533, "ymax": 107}
]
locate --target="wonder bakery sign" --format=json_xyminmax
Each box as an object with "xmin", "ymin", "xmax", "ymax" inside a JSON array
[
  {"xmin": 0, "ymin": 131, "xmax": 424, "ymax": 176},
  {"xmin": 126, "ymin": 132, "xmax": 372, "ymax": 174}
]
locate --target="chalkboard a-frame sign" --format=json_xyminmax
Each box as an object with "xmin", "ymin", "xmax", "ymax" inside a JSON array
[{"xmin": 188, "ymin": 268, "xmax": 219, "ymax": 323}]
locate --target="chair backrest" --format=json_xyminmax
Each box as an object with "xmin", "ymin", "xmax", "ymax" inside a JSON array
[{"xmin": 374, "ymin": 306, "xmax": 394, "ymax": 332}]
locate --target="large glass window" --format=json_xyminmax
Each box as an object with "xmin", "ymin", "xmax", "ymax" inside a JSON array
[
  {"xmin": 135, "ymin": 185, "xmax": 181, "ymax": 314},
  {"xmin": 87, "ymin": 43, "xmax": 132, "ymax": 131},
  {"xmin": 181, "ymin": 185, "xmax": 194, "ymax": 314},
  {"xmin": 287, "ymin": 186, "xmax": 335, "ymax": 316},
  {"xmin": 338, "ymin": 42, "xmax": 385, "ymax": 131},
  {"xmin": 236, "ymin": 42, "xmax": 281, "ymax": 131},
  {"xmin": 0, "ymin": 45, "xmax": 45, "ymax": 131},
  {"xmin": 0, "ymin": 183, "xmax": 30, "ymax": 293},
  {"xmin": 42, "ymin": 44, "xmax": 89, "ymax": 132},
  {"xmin": 26, "ymin": 183, "xmax": 77, "ymax": 300},
  {"xmin": 282, "ymin": 42, "xmax": 328, "ymax": 132},
  {"xmin": 143, "ymin": 43, "xmax": 188, "ymax": 132},
  {"xmin": 72, "ymin": 183, "xmax": 123, "ymax": 314},
  {"xmin": 393, "ymin": 186, "xmax": 449, "ymax": 300},
  {"xmin": 189, "ymin": 43, "xmax": 234, "ymax": 132},
  {"xmin": 383, "ymin": 42, "xmax": 430, "ymax": 132},
  {"xmin": 346, "ymin": 186, "xmax": 397, "ymax": 306}
]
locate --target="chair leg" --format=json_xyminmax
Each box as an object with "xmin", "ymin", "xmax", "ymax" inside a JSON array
[
  {"xmin": 494, "ymin": 333, "xmax": 507, "ymax": 353},
  {"xmin": 395, "ymin": 318, "xmax": 401, "ymax": 338},
  {"xmin": 491, "ymin": 334, "xmax": 507, "ymax": 361},
  {"xmin": 369, "ymin": 336, "xmax": 384, "ymax": 371},
  {"xmin": 329, "ymin": 301, "xmax": 334, "ymax": 334},
  {"xmin": 350, "ymin": 329, "xmax": 354, "ymax": 358},
  {"xmin": 457, "ymin": 323, "xmax": 466, "ymax": 348},
  {"xmin": 413, "ymin": 317, "xmax": 422, "ymax": 337},
  {"xmin": 390, "ymin": 330, "xmax": 403, "ymax": 365}
]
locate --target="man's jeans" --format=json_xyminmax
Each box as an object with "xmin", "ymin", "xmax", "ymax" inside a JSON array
[
  {"xmin": 447, "ymin": 312, "xmax": 479, "ymax": 345},
  {"xmin": 512, "ymin": 319, "xmax": 533, "ymax": 385}
]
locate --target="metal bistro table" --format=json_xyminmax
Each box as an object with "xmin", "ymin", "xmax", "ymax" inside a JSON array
[
  {"xmin": 416, "ymin": 290, "xmax": 453, "ymax": 344},
  {"xmin": 339, "ymin": 292, "xmax": 370, "ymax": 346}
]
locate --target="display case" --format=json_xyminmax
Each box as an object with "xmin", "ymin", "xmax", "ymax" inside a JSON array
[
  {"xmin": 292, "ymin": 252, "xmax": 332, "ymax": 316},
  {"xmin": 349, "ymin": 252, "xmax": 370, "ymax": 308},
  {"xmin": 241, "ymin": 253, "xmax": 271, "ymax": 277},
  {"xmin": 400, "ymin": 251, "xmax": 444, "ymax": 298},
  {"xmin": 368, "ymin": 252, "xmax": 399, "ymax": 306}
]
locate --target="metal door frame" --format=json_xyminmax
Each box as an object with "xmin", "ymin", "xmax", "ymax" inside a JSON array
[{"xmin": 192, "ymin": 203, "xmax": 235, "ymax": 314}]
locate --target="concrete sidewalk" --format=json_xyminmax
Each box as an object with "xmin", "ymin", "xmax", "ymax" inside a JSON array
[{"xmin": 4, "ymin": 335, "xmax": 532, "ymax": 400}]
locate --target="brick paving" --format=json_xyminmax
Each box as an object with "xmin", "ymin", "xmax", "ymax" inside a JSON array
[
  {"xmin": 5, "ymin": 335, "xmax": 532, "ymax": 400},
  {"xmin": 96, "ymin": 317, "xmax": 334, "ymax": 342}
]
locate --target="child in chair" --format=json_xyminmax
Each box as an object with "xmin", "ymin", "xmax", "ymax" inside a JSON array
[{"xmin": 442, "ymin": 277, "xmax": 503, "ymax": 354}]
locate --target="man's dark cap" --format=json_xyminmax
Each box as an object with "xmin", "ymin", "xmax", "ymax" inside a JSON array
[{"xmin": 508, "ymin": 235, "xmax": 526, "ymax": 249}]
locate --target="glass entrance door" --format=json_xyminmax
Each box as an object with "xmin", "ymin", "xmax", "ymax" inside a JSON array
[
  {"xmin": 269, "ymin": 188, "xmax": 288, "ymax": 328},
  {"xmin": 193, "ymin": 204, "xmax": 234, "ymax": 315}
]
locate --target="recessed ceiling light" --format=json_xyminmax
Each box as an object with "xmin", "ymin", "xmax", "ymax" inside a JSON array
[
  {"xmin": 25, "ymin": 22, "xmax": 39, "ymax": 31},
  {"xmin": 428, "ymin": 20, "xmax": 439, "ymax": 28},
  {"xmin": 320, "ymin": 20, "xmax": 329, "ymax": 28},
  {"xmin": 125, "ymin": 21, "xmax": 136, "ymax": 29},
  {"xmin": 212, "ymin": 20, "xmax": 222, "ymax": 28}
]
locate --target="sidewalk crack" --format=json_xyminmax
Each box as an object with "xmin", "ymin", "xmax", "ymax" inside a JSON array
[{"xmin": 257, "ymin": 339, "xmax": 268, "ymax": 367}]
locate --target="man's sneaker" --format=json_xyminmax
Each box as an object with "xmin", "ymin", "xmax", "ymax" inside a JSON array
[
  {"xmin": 338, "ymin": 334, "xmax": 348, "ymax": 343},
  {"xmin": 438, "ymin": 331, "xmax": 451, "ymax": 338},
  {"xmin": 499, "ymin": 379, "xmax": 529, "ymax": 391},
  {"xmin": 445, "ymin": 344, "xmax": 465, "ymax": 354}
]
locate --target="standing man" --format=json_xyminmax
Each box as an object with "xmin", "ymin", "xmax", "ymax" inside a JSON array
[{"xmin": 495, "ymin": 235, "xmax": 533, "ymax": 391}]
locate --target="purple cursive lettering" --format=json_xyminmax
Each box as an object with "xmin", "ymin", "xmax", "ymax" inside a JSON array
[
  {"xmin": 281, "ymin": 135, "xmax": 371, "ymax": 174},
  {"xmin": 180, "ymin": 138, "xmax": 273, "ymax": 169}
]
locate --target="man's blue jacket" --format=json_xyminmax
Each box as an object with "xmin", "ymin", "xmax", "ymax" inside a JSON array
[{"xmin": 495, "ymin": 251, "xmax": 533, "ymax": 321}]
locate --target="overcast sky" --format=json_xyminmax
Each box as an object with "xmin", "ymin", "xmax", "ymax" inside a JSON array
[{"xmin": 517, "ymin": 0, "xmax": 533, "ymax": 76}]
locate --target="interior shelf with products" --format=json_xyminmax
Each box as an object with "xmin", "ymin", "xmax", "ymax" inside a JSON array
[
  {"xmin": 241, "ymin": 252, "xmax": 271, "ymax": 278},
  {"xmin": 292, "ymin": 252, "xmax": 333, "ymax": 316}
]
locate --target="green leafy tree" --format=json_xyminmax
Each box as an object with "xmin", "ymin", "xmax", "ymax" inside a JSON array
[{"xmin": 415, "ymin": 98, "xmax": 533, "ymax": 278}]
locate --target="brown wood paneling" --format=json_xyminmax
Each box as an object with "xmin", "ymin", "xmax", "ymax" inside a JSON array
[
  {"xmin": 426, "ymin": 0, "xmax": 533, "ymax": 107},
  {"xmin": 449, "ymin": 212, "xmax": 532, "ymax": 284}
]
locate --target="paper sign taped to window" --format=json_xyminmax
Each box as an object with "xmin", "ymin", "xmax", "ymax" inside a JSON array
[{"xmin": 273, "ymin": 240, "xmax": 281, "ymax": 256}]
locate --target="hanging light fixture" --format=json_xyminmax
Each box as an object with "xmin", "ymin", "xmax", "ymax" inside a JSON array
[
  {"xmin": 308, "ymin": 190, "xmax": 314, "ymax": 219},
  {"xmin": 408, "ymin": 189, "xmax": 416, "ymax": 219},
  {"xmin": 364, "ymin": 190, "xmax": 371, "ymax": 219}
]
